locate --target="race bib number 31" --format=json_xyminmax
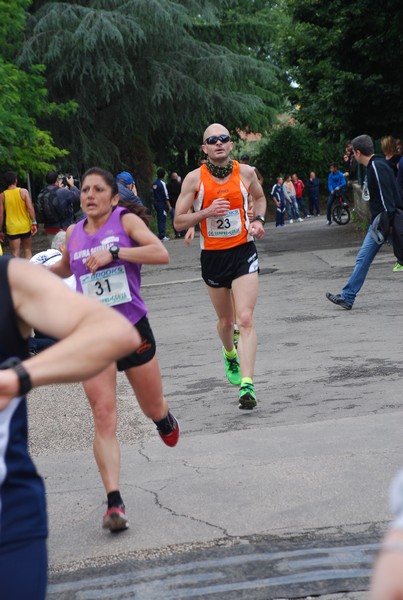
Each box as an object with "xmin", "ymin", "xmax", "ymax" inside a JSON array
[
  {"xmin": 80, "ymin": 265, "xmax": 132, "ymax": 307},
  {"xmin": 206, "ymin": 208, "xmax": 242, "ymax": 238}
]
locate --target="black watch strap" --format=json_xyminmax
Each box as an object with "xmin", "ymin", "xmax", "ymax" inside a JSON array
[
  {"xmin": 0, "ymin": 357, "xmax": 32, "ymax": 396},
  {"xmin": 109, "ymin": 245, "xmax": 120, "ymax": 260},
  {"xmin": 253, "ymin": 215, "xmax": 265, "ymax": 225}
]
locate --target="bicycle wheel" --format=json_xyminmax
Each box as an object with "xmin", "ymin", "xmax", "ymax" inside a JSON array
[{"xmin": 332, "ymin": 203, "xmax": 350, "ymax": 225}]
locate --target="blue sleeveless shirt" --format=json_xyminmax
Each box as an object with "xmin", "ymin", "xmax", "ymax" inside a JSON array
[{"xmin": 0, "ymin": 256, "xmax": 47, "ymax": 546}]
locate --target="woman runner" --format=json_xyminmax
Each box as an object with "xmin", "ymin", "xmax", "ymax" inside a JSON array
[{"xmin": 50, "ymin": 167, "xmax": 179, "ymax": 531}]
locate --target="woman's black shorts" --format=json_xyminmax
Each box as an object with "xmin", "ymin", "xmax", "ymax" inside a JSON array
[{"xmin": 117, "ymin": 315, "xmax": 156, "ymax": 371}]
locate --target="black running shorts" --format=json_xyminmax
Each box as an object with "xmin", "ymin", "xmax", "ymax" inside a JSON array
[
  {"xmin": 7, "ymin": 231, "xmax": 31, "ymax": 240},
  {"xmin": 117, "ymin": 315, "xmax": 156, "ymax": 371},
  {"xmin": 200, "ymin": 241, "xmax": 259, "ymax": 289}
]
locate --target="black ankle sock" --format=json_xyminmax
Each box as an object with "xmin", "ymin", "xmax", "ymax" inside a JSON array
[
  {"xmin": 107, "ymin": 490, "xmax": 123, "ymax": 509},
  {"xmin": 153, "ymin": 411, "xmax": 174, "ymax": 435}
]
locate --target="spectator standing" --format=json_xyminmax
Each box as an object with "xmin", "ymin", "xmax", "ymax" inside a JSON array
[
  {"xmin": 167, "ymin": 171, "xmax": 185, "ymax": 238},
  {"xmin": 36, "ymin": 171, "xmax": 79, "ymax": 235},
  {"xmin": 342, "ymin": 141, "xmax": 357, "ymax": 182},
  {"xmin": 326, "ymin": 134, "xmax": 403, "ymax": 310},
  {"xmin": 326, "ymin": 163, "xmax": 347, "ymax": 225},
  {"xmin": 381, "ymin": 136, "xmax": 400, "ymax": 176},
  {"xmin": 152, "ymin": 168, "xmax": 172, "ymax": 241},
  {"xmin": 283, "ymin": 174, "xmax": 303, "ymax": 222},
  {"xmin": 306, "ymin": 171, "xmax": 321, "ymax": 216},
  {"xmin": 116, "ymin": 171, "xmax": 144, "ymax": 206},
  {"xmin": 292, "ymin": 173, "xmax": 309, "ymax": 218},
  {"xmin": 271, "ymin": 177, "xmax": 286, "ymax": 227},
  {"xmin": 0, "ymin": 171, "xmax": 37, "ymax": 259}
]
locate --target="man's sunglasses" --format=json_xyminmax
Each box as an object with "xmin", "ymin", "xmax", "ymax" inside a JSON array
[{"xmin": 204, "ymin": 134, "xmax": 231, "ymax": 145}]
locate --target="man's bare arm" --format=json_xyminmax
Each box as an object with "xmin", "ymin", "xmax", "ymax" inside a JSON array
[
  {"xmin": 19, "ymin": 188, "xmax": 38, "ymax": 235},
  {"xmin": 20, "ymin": 188, "xmax": 36, "ymax": 222},
  {"xmin": 0, "ymin": 259, "xmax": 140, "ymax": 406},
  {"xmin": 241, "ymin": 165, "xmax": 267, "ymax": 239},
  {"xmin": 174, "ymin": 170, "xmax": 231, "ymax": 231}
]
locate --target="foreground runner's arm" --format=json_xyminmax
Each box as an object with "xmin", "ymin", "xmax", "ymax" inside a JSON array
[
  {"xmin": 370, "ymin": 469, "xmax": 403, "ymax": 600},
  {"xmin": 0, "ymin": 258, "xmax": 140, "ymax": 409},
  {"xmin": 370, "ymin": 529, "xmax": 403, "ymax": 600}
]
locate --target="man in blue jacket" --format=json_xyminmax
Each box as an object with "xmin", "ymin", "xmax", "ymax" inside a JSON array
[
  {"xmin": 326, "ymin": 163, "xmax": 346, "ymax": 225},
  {"xmin": 116, "ymin": 171, "xmax": 143, "ymax": 206},
  {"xmin": 326, "ymin": 135, "xmax": 403, "ymax": 310}
]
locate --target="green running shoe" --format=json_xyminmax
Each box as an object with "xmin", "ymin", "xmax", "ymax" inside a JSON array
[
  {"xmin": 222, "ymin": 347, "xmax": 241, "ymax": 386},
  {"xmin": 239, "ymin": 382, "xmax": 257, "ymax": 410},
  {"xmin": 392, "ymin": 261, "xmax": 403, "ymax": 272}
]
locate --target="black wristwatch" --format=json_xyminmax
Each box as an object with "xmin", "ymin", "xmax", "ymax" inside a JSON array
[
  {"xmin": 109, "ymin": 244, "xmax": 120, "ymax": 260},
  {"xmin": 0, "ymin": 357, "xmax": 32, "ymax": 396},
  {"xmin": 253, "ymin": 215, "xmax": 265, "ymax": 225}
]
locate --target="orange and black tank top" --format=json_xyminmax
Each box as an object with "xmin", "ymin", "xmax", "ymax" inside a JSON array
[{"xmin": 194, "ymin": 161, "xmax": 252, "ymax": 250}]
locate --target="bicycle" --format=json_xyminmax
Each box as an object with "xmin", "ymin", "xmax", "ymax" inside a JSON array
[{"xmin": 331, "ymin": 188, "xmax": 351, "ymax": 225}]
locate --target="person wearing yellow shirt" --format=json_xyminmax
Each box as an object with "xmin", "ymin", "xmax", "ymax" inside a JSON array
[{"xmin": 0, "ymin": 171, "xmax": 37, "ymax": 259}]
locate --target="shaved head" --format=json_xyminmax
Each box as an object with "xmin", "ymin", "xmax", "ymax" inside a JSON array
[{"xmin": 202, "ymin": 123, "xmax": 230, "ymax": 142}]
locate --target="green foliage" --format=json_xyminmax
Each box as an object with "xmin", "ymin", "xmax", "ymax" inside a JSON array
[
  {"xmin": 20, "ymin": 0, "xmax": 283, "ymax": 185},
  {"xmin": 0, "ymin": 0, "xmax": 31, "ymax": 59},
  {"xmin": 256, "ymin": 124, "xmax": 339, "ymax": 186},
  {"xmin": 0, "ymin": 0, "xmax": 72, "ymax": 176},
  {"xmin": 282, "ymin": 0, "xmax": 403, "ymax": 140},
  {"xmin": 193, "ymin": 0, "xmax": 286, "ymax": 120}
]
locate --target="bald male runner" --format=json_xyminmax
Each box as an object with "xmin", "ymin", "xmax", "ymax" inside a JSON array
[{"xmin": 174, "ymin": 123, "xmax": 267, "ymax": 409}]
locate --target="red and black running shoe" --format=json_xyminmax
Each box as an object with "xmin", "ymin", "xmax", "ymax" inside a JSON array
[
  {"xmin": 157, "ymin": 412, "xmax": 180, "ymax": 448},
  {"xmin": 102, "ymin": 504, "xmax": 129, "ymax": 532}
]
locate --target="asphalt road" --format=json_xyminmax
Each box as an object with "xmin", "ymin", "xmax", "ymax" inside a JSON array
[{"xmin": 25, "ymin": 215, "xmax": 403, "ymax": 599}]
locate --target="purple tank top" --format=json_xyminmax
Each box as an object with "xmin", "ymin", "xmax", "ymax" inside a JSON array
[{"xmin": 68, "ymin": 206, "xmax": 147, "ymax": 324}]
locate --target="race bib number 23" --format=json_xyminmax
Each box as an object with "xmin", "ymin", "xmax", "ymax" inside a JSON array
[{"xmin": 206, "ymin": 208, "xmax": 242, "ymax": 238}]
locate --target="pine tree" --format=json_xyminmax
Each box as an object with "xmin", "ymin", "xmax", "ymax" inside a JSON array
[{"xmin": 21, "ymin": 0, "xmax": 282, "ymax": 185}]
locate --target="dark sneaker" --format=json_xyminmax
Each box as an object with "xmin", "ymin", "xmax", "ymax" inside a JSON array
[
  {"xmin": 326, "ymin": 292, "xmax": 352, "ymax": 310},
  {"xmin": 102, "ymin": 504, "xmax": 129, "ymax": 531},
  {"xmin": 239, "ymin": 383, "xmax": 257, "ymax": 410},
  {"xmin": 157, "ymin": 412, "xmax": 180, "ymax": 447},
  {"xmin": 222, "ymin": 347, "xmax": 241, "ymax": 385}
]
